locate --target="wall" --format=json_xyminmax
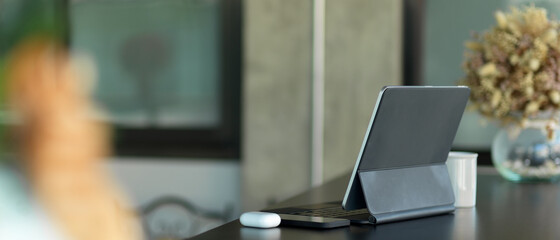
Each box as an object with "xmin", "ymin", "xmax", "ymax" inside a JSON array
[
  {"xmin": 242, "ymin": 0, "xmax": 402, "ymax": 211},
  {"xmin": 242, "ymin": 0, "xmax": 313, "ymax": 211}
]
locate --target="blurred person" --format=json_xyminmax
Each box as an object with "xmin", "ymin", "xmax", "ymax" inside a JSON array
[{"xmin": 5, "ymin": 37, "xmax": 143, "ymax": 240}]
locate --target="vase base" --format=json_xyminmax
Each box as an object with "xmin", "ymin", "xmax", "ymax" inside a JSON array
[{"xmin": 496, "ymin": 164, "xmax": 560, "ymax": 182}]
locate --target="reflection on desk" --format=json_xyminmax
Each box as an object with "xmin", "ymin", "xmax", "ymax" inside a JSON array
[
  {"xmin": 191, "ymin": 167, "xmax": 560, "ymax": 240},
  {"xmin": 239, "ymin": 213, "xmax": 455, "ymax": 240}
]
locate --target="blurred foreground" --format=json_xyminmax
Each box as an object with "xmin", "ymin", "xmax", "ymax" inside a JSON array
[{"xmin": 1, "ymin": 37, "xmax": 142, "ymax": 239}]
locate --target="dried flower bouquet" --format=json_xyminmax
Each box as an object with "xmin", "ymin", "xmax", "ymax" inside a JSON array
[{"xmin": 462, "ymin": 6, "xmax": 560, "ymax": 127}]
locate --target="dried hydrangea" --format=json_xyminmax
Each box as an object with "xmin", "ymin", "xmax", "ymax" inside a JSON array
[{"xmin": 461, "ymin": 6, "xmax": 560, "ymax": 128}]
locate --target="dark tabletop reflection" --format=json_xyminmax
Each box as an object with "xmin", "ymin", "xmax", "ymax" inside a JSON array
[
  {"xmin": 345, "ymin": 214, "xmax": 454, "ymax": 240},
  {"xmin": 237, "ymin": 214, "xmax": 455, "ymax": 240},
  {"xmin": 240, "ymin": 228, "xmax": 281, "ymax": 240}
]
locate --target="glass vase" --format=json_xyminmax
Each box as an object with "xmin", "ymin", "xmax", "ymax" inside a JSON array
[{"xmin": 492, "ymin": 120, "xmax": 560, "ymax": 182}]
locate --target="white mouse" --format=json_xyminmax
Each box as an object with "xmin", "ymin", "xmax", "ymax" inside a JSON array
[{"xmin": 240, "ymin": 212, "xmax": 281, "ymax": 228}]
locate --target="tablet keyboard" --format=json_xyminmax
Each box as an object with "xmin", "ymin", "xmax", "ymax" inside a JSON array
[
  {"xmin": 289, "ymin": 206, "xmax": 369, "ymax": 218},
  {"xmin": 267, "ymin": 202, "xmax": 372, "ymax": 224}
]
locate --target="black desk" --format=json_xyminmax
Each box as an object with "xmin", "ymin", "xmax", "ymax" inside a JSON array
[{"xmin": 191, "ymin": 168, "xmax": 560, "ymax": 239}]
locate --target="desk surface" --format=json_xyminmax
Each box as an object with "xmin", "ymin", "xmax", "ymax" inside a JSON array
[{"xmin": 191, "ymin": 168, "xmax": 560, "ymax": 239}]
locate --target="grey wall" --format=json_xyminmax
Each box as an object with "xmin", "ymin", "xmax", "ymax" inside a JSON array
[
  {"xmin": 323, "ymin": 0, "xmax": 402, "ymax": 181},
  {"xmin": 243, "ymin": 0, "xmax": 402, "ymax": 211},
  {"xmin": 242, "ymin": 0, "xmax": 313, "ymax": 211}
]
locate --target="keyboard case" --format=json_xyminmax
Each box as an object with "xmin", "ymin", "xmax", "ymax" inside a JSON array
[{"xmin": 344, "ymin": 86, "xmax": 470, "ymax": 224}]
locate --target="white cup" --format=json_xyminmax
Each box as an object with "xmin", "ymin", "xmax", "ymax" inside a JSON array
[{"xmin": 446, "ymin": 151, "xmax": 478, "ymax": 208}]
